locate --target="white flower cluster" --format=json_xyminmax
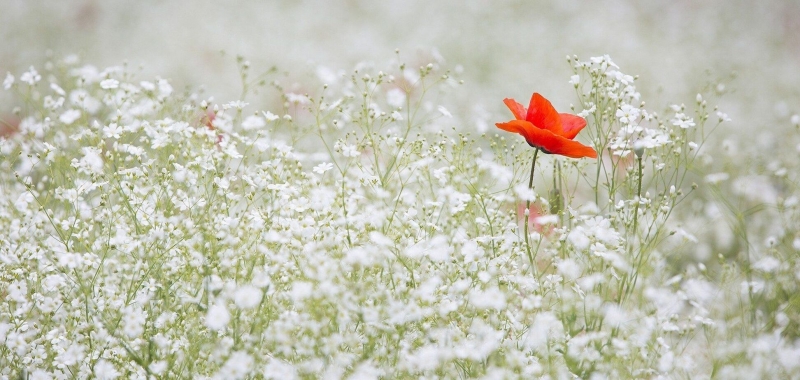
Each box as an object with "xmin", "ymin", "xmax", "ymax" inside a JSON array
[{"xmin": 0, "ymin": 54, "xmax": 799, "ymax": 379}]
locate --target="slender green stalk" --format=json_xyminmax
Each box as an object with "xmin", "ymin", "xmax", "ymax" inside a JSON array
[
  {"xmin": 623, "ymin": 154, "xmax": 644, "ymax": 300},
  {"xmin": 524, "ymin": 148, "xmax": 540, "ymax": 274}
]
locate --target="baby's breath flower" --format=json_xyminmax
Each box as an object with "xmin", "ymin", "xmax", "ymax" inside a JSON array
[
  {"xmin": 2, "ymin": 72, "xmax": 13, "ymax": 89},
  {"xmin": 100, "ymin": 78, "xmax": 119, "ymax": 89},
  {"xmin": 671, "ymin": 112, "xmax": 696, "ymax": 129},
  {"xmin": 234, "ymin": 285, "xmax": 263, "ymax": 309},
  {"xmin": 59, "ymin": 109, "xmax": 81, "ymax": 125},
  {"xmin": 313, "ymin": 162, "xmax": 334, "ymax": 174},
  {"xmin": 262, "ymin": 110, "xmax": 280, "ymax": 121},
  {"xmin": 386, "ymin": 88, "xmax": 406, "ymax": 108},
  {"xmin": 94, "ymin": 359, "xmax": 121, "ymax": 380},
  {"xmin": 437, "ymin": 105, "xmax": 452, "ymax": 118},
  {"xmin": 206, "ymin": 303, "xmax": 231, "ymax": 331},
  {"xmin": 241, "ymin": 114, "xmax": 266, "ymax": 130},
  {"xmin": 20, "ymin": 66, "xmax": 41, "ymax": 85}
]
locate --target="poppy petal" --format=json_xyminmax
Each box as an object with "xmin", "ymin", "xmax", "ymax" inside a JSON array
[
  {"xmin": 516, "ymin": 123, "xmax": 597, "ymax": 159},
  {"xmin": 503, "ymin": 98, "xmax": 527, "ymax": 120},
  {"xmin": 495, "ymin": 120, "xmax": 531, "ymax": 139},
  {"xmin": 526, "ymin": 93, "xmax": 563, "ymax": 135},
  {"xmin": 559, "ymin": 113, "xmax": 588, "ymax": 140},
  {"xmin": 549, "ymin": 139, "xmax": 597, "ymax": 159}
]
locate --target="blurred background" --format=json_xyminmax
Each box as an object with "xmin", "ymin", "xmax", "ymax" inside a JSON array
[{"xmin": 1, "ymin": 0, "xmax": 798, "ymax": 139}]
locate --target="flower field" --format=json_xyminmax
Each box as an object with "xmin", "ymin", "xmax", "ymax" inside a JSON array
[{"xmin": 1, "ymin": 1, "xmax": 799, "ymax": 379}]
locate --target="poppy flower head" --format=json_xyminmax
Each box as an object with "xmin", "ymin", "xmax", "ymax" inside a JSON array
[{"xmin": 496, "ymin": 93, "xmax": 596, "ymax": 159}]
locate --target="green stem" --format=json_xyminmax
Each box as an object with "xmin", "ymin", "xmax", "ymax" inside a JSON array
[
  {"xmin": 524, "ymin": 149, "xmax": 540, "ymax": 274},
  {"xmin": 622, "ymin": 155, "xmax": 644, "ymax": 301}
]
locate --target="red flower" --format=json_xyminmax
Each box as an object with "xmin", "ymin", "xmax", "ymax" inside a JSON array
[{"xmin": 496, "ymin": 93, "xmax": 596, "ymax": 159}]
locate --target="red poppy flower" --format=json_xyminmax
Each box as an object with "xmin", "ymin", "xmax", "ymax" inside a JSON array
[{"xmin": 496, "ymin": 93, "xmax": 596, "ymax": 159}]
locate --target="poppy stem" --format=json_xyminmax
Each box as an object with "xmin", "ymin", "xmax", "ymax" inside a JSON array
[{"xmin": 524, "ymin": 148, "xmax": 540, "ymax": 275}]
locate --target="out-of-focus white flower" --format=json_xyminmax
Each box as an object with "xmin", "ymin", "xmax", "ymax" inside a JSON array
[
  {"xmin": 77, "ymin": 147, "xmax": 104, "ymax": 175},
  {"xmin": 224, "ymin": 100, "xmax": 248, "ymax": 110},
  {"xmin": 14, "ymin": 192, "xmax": 34, "ymax": 213},
  {"xmin": 20, "ymin": 66, "xmax": 41, "ymax": 85},
  {"xmin": 215, "ymin": 351, "xmax": 254, "ymax": 380},
  {"xmin": 149, "ymin": 361, "xmax": 168, "ymax": 375},
  {"xmin": 386, "ymin": 88, "xmax": 406, "ymax": 108},
  {"xmin": 2, "ymin": 72, "xmax": 13, "ymax": 89},
  {"xmin": 569, "ymin": 74, "xmax": 580, "ymax": 85},
  {"xmin": 206, "ymin": 303, "xmax": 231, "ymax": 331},
  {"xmin": 100, "ymin": 78, "xmax": 119, "ymax": 89},
  {"xmin": 241, "ymin": 115, "xmax": 265, "ymax": 130},
  {"xmin": 94, "ymin": 359, "xmax": 121, "ymax": 380},
  {"xmin": 140, "ymin": 80, "xmax": 155, "ymax": 91},
  {"xmin": 50, "ymin": 82, "xmax": 66, "ymax": 96},
  {"xmin": 469, "ymin": 287, "xmax": 507, "ymax": 310},
  {"xmin": 263, "ymin": 358, "xmax": 298, "ymax": 380},
  {"xmin": 59, "ymin": 109, "xmax": 82, "ymax": 125},
  {"xmin": 262, "ymin": 111, "xmax": 279, "ymax": 121},
  {"xmin": 341, "ymin": 144, "xmax": 360, "ymax": 157},
  {"xmin": 157, "ymin": 78, "xmax": 173, "ymax": 98},
  {"xmin": 437, "ymin": 105, "xmax": 452, "ymax": 118},
  {"xmin": 704, "ymin": 172, "xmax": 729, "ymax": 184},
  {"xmin": 234, "ymin": 285, "xmax": 262, "ymax": 310},
  {"xmin": 286, "ymin": 93, "xmax": 309, "ymax": 105}
]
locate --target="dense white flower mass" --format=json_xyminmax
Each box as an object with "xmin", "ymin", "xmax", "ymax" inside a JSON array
[{"xmin": 0, "ymin": 54, "xmax": 798, "ymax": 379}]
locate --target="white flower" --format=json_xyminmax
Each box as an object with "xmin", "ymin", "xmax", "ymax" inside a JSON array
[
  {"xmin": 94, "ymin": 359, "xmax": 121, "ymax": 380},
  {"xmin": 100, "ymin": 79, "xmax": 119, "ymax": 89},
  {"xmin": 342, "ymin": 144, "xmax": 360, "ymax": 157},
  {"xmin": 140, "ymin": 80, "xmax": 155, "ymax": 91},
  {"xmin": 616, "ymin": 104, "xmax": 640, "ymax": 124},
  {"xmin": 50, "ymin": 82, "xmax": 66, "ymax": 96},
  {"xmin": 57, "ymin": 344, "xmax": 85, "ymax": 366},
  {"xmin": 28, "ymin": 370, "xmax": 53, "ymax": 380},
  {"xmin": 59, "ymin": 109, "xmax": 82, "ymax": 125},
  {"xmin": 215, "ymin": 351, "xmax": 254, "ymax": 380},
  {"xmin": 437, "ymin": 105, "xmax": 452, "ymax": 118},
  {"xmin": 14, "ymin": 192, "xmax": 34, "ymax": 213},
  {"xmin": 286, "ymin": 93, "xmax": 309, "ymax": 105},
  {"xmin": 157, "ymin": 78, "xmax": 173, "ymax": 98},
  {"xmin": 263, "ymin": 358, "xmax": 298, "ymax": 380},
  {"xmin": 224, "ymin": 100, "xmax": 249, "ymax": 110},
  {"xmin": 78, "ymin": 147, "xmax": 105, "ymax": 175},
  {"xmin": 569, "ymin": 74, "xmax": 580, "ymax": 85},
  {"xmin": 671, "ymin": 113, "xmax": 696, "ymax": 129},
  {"xmin": 241, "ymin": 115, "xmax": 266, "ymax": 130},
  {"xmin": 704, "ymin": 172, "xmax": 729, "ymax": 184},
  {"xmin": 3, "ymin": 72, "xmax": 15, "ymax": 89},
  {"xmin": 234, "ymin": 285, "xmax": 262, "ymax": 309},
  {"xmin": 20, "ymin": 66, "xmax": 41, "ymax": 85},
  {"xmin": 206, "ymin": 302, "xmax": 230, "ymax": 331},
  {"xmin": 122, "ymin": 306, "xmax": 145, "ymax": 338},
  {"xmin": 313, "ymin": 162, "xmax": 333, "ymax": 174},
  {"xmin": 468, "ymin": 287, "xmax": 507, "ymax": 310},
  {"xmin": 386, "ymin": 88, "xmax": 406, "ymax": 108},
  {"xmin": 791, "ymin": 114, "xmax": 799, "ymax": 126},
  {"xmin": 149, "ymin": 361, "xmax": 168, "ymax": 375},
  {"xmin": 102, "ymin": 123, "xmax": 123, "ymax": 139},
  {"xmin": 262, "ymin": 111, "xmax": 279, "ymax": 121}
]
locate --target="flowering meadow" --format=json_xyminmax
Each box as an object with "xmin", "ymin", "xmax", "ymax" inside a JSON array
[
  {"xmin": 2, "ymin": 1, "xmax": 800, "ymax": 378},
  {"xmin": 2, "ymin": 48, "xmax": 800, "ymax": 379}
]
